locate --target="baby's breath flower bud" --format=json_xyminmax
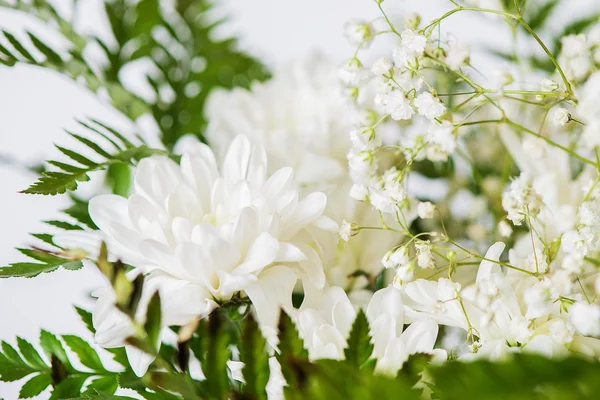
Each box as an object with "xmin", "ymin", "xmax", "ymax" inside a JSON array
[
  {"xmin": 552, "ymin": 107, "xmax": 571, "ymax": 126},
  {"xmin": 541, "ymin": 78, "xmax": 559, "ymax": 92},
  {"xmin": 344, "ymin": 20, "xmax": 375, "ymax": 46},
  {"xmin": 498, "ymin": 220, "xmax": 512, "ymax": 237},
  {"xmin": 417, "ymin": 201, "xmax": 436, "ymax": 219},
  {"xmin": 447, "ymin": 250, "xmax": 456, "ymax": 261},
  {"xmin": 371, "ymin": 57, "xmax": 393, "ymax": 75},
  {"xmin": 406, "ymin": 13, "xmax": 421, "ymax": 30},
  {"xmin": 339, "ymin": 219, "xmax": 359, "ymax": 241}
]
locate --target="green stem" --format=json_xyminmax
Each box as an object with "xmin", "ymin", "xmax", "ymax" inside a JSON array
[{"xmin": 517, "ymin": 18, "xmax": 573, "ymax": 94}]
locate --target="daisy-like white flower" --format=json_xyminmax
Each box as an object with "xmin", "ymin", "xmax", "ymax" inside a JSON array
[
  {"xmin": 89, "ymin": 135, "xmax": 338, "ymax": 355},
  {"xmin": 204, "ymin": 56, "xmax": 404, "ymax": 291}
]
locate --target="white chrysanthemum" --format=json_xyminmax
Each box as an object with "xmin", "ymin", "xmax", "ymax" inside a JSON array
[
  {"xmin": 204, "ymin": 56, "xmax": 403, "ymax": 290},
  {"xmin": 89, "ymin": 135, "xmax": 337, "ymax": 336},
  {"xmin": 205, "ymin": 56, "xmax": 352, "ymax": 194}
]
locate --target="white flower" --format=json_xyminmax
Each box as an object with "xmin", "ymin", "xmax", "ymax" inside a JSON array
[
  {"xmin": 541, "ymin": 79, "xmax": 559, "ymax": 92},
  {"xmin": 427, "ymin": 120, "xmax": 456, "ymax": 154},
  {"xmin": 371, "ymin": 57, "xmax": 393, "ymax": 75},
  {"xmin": 369, "ymin": 188, "xmax": 397, "ymax": 213},
  {"xmin": 579, "ymin": 200, "xmax": 600, "ymax": 227},
  {"xmin": 527, "ymin": 248, "xmax": 548, "ymax": 273},
  {"xmin": 379, "ymin": 90, "xmax": 415, "ymax": 120},
  {"xmin": 344, "ymin": 20, "xmax": 374, "ymax": 46},
  {"xmin": 91, "ymin": 272, "xmax": 211, "ymax": 376},
  {"xmin": 445, "ymin": 43, "xmax": 470, "ymax": 70},
  {"xmin": 562, "ymin": 228, "xmax": 594, "ymax": 259},
  {"xmin": 382, "ymin": 246, "xmax": 409, "ymax": 269},
  {"xmin": 89, "ymin": 135, "xmax": 336, "ymax": 336},
  {"xmin": 339, "ymin": 219, "xmax": 357, "ymax": 241},
  {"xmin": 570, "ymin": 302, "xmax": 600, "ymax": 336},
  {"xmin": 296, "ymin": 286, "xmax": 356, "ymax": 360},
  {"xmin": 400, "ymin": 29, "xmax": 427, "ymax": 55},
  {"xmin": 394, "ymin": 263, "xmax": 416, "ymax": 282},
  {"xmin": 367, "ymin": 286, "xmax": 444, "ymax": 375},
  {"xmin": 552, "ymin": 107, "xmax": 571, "ymax": 126},
  {"xmin": 502, "ymin": 173, "xmax": 541, "ymax": 225},
  {"xmin": 414, "ymin": 92, "xmax": 446, "ymax": 120},
  {"xmin": 339, "ymin": 63, "xmax": 373, "ymax": 87},
  {"xmin": 350, "ymin": 184, "xmax": 369, "ymax": 201},
  {"xmin": 417, "ymin": 201, "xmax": 436, "ymax": 219},
  {"xmin": 415, "ymin": 240, "xmax": 435, "ymax": 269},
  {"xmin": 348, "ymin": 150, "xmax": 377, "ymax": 183},
  {"xmin": 350, "ymin": 128, "xmax": 381, "ymax": 151},
  {"xmin": 561, "ymin": 34, "xmax": 589, "ymax": 58},
  {"xmin": 498, "ymin": 220, "xmax": 513, "ymax": 237},
  {"xmin": 205, "ymin": 56, "xmax": 353, "ymax": 193}
]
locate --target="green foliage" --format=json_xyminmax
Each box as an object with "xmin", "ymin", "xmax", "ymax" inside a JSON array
[
  {"xmin": 429, "ymin": 354, "xmax": 600, "ymax": 400},
  {"xmin": 0, "ymin": 194, "xmax": 99, "ymax": 279},
  {"xmin": 0, "ymin": 244, "xmax": 84, "ymax": 278},
  {"xmin": 22, "ymin": 119, "xmax": 166, "ymax": 196},
  {"xmin": 0, "ymin": 0, "xmax": 269, "ymax": 148},
  {"xmin": 344, "ymin": 309, "xmax": 374, "ymax": 369},
  {"xmin": 527, "ymin": 0, "xmax": 560, "ymax": 30},
  {"xmin": 238, "ymin": 314, "xmax": 270, "ymax": 399},
  {"xmin": 6, "ymin": 302, "xmax": 600, "ymax": 399},
  {"xmin": 0, "ymin": 331, "xmax": 123, "ymax": 399}
]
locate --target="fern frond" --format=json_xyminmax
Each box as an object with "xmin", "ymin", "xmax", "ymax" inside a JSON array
[{"xmin": 22, "ymin": 120, "xmax": 167, "ymax": 196}]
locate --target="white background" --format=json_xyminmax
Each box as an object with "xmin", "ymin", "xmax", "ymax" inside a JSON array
[{"xmin": 0, "ymin": 0, "xmax": 596, "ymax": 398}]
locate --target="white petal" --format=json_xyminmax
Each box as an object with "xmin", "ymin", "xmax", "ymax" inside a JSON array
[
  {"xmin": 476, "ymin": 242, "xmax": 506, "ymax": 284},
  {"xmin": 222, "ymin": 135, "xmax": 252, "ymax": 183},
  {"xmin": 401, "ymin": 319, "xmax": 438, "ymax": 355},
  {"xmin": 126, "ymin": 344, "xmax": 156, "ymax": 377},
  {"xmin": 245, "ymin": 266, "xmax": 297, "ymax": 328},
  {"xmin": 283, "ymin": 192, "xmax": 327, "ymax": 239},
  {"xmin": 235, "ymin": 232, "xmax": 280, "ymax": 275}
]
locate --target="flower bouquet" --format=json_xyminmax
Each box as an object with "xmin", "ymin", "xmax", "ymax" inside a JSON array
[{"xmin": 2, "ymin": 0, "xmax": 600, "ymax": 399}]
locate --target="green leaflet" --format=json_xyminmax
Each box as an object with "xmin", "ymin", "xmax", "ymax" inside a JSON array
[
  {"xmin": 22, "ymin": 120, "xmax": 167, "ymax": 196},
  {"xmin": 239, "ymin": 313, "xmax": 269, "ymax": 399},
  {"xmin": 343, "ymin": 309, "xmax": 374, "ymax": 370},
  {"xmin": 62, "ymin": 336, "xmax": 107, "ymax": 372}
]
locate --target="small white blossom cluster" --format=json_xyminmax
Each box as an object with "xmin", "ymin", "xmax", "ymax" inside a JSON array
[
  {"xmin": 334, "ymin": 3, "xmax": 600, "ymax": 366},
  {"xmin": 340, "ymin": 26, "xmax": 464, "ymax": 218},
  {"xmin": 502, "ymin": 173, "xmax": 542, "ymax": 225},
  {"xmin": 558, "ymin": 27, "xmax": 600, "ymax": 82}
]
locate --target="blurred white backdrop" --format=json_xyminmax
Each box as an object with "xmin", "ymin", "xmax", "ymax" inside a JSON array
[{"xmin": 0, "ymin": 0, "xmax": 596, "ymax": 397}]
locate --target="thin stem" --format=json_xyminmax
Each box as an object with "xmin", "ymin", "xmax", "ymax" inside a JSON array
[
  {"xmin": 505, "ymin": 119, "xmax": 596, "ymax": 167},
  {"xmin": 517, "ymin": 18, "xmax": 572, "ymax": 94},
  {"xmin": 377, "ymin": 3, "xmax": 401, "ymax": 37}
]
